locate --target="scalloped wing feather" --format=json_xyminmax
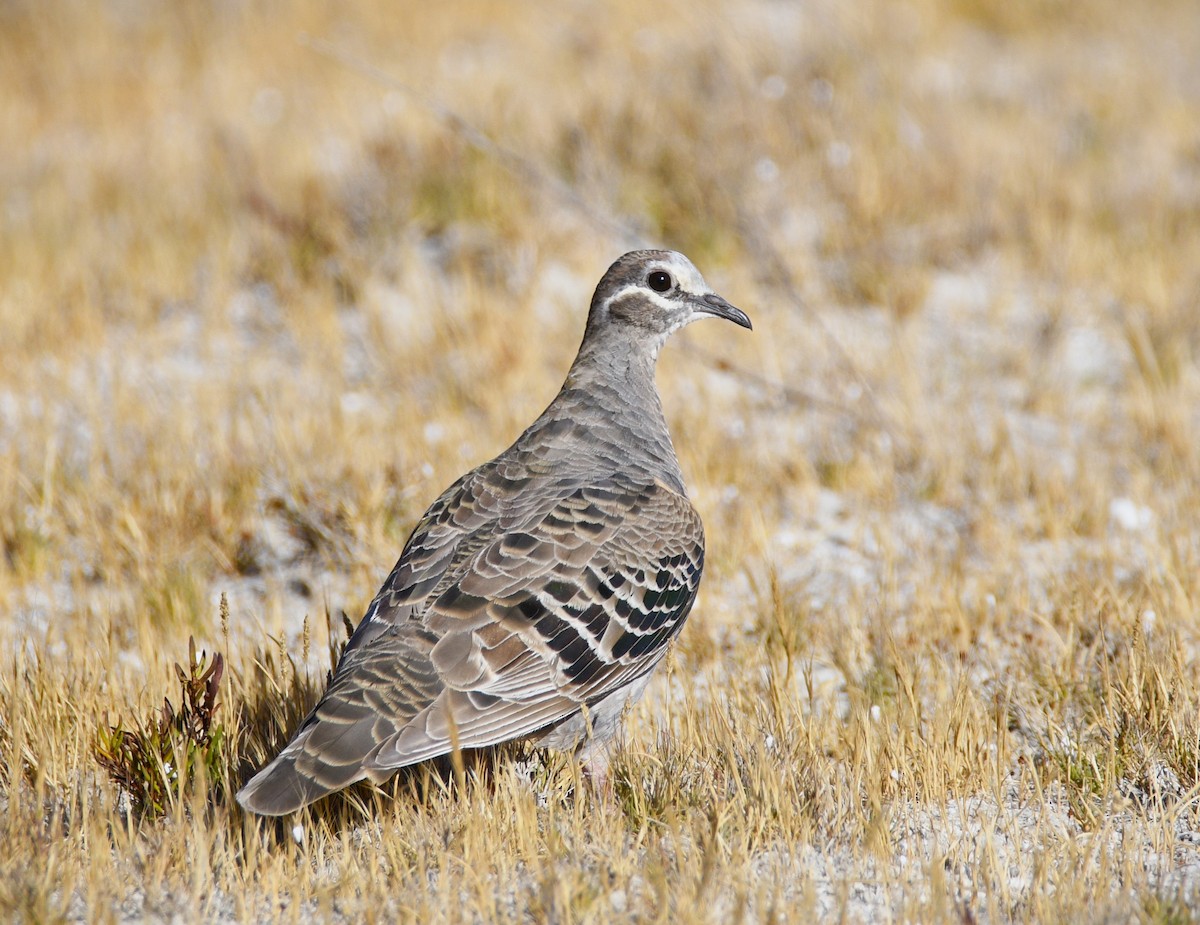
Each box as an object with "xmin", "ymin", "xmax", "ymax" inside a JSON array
[{"xmin": 236, "ymin": 474, "xmax": 703, "ymax": 815}]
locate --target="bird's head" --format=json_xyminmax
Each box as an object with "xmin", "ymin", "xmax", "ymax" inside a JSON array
[{"xmin": 585, "ymin": 250, "xmax": 751, "ymax": 355}]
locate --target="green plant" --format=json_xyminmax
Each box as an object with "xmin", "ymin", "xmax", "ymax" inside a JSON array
[{"xmin": 95, "ymin": 638, "xmax": 226, "ymax": 817}]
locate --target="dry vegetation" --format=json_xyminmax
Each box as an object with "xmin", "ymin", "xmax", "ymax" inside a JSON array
[{"xmin": 2, "ymin": 0, "xmax": 1200, "ymax": 921}]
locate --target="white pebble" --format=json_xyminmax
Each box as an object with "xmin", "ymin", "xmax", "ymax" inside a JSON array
[
  {"xmin": 1141, "ymin": 609, "xmax": 1157, "ymax": 634},
  {"xmin": 755, "ymin": 157, "xmax": 780, "ymax": 184},
  {"xmin": 1109, "ymin": 497, "xmax": 1153, "ymax": 532},
  {"xmin": 760, "ymin": 74, "xmax": 787, "ymax": 100},
  {"xmin": 826, "ymin": 141, "xmax": 852, "ymax": 168}
]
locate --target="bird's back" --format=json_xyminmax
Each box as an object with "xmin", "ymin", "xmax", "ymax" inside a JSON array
[{"xmin": 236, "ymin": 384, "xmax": 703, "ymax": 815}]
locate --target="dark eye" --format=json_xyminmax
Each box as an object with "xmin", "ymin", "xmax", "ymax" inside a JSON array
[{"xmin": 648, "ymin": 270, "xmax": 672, "ymax": 293}]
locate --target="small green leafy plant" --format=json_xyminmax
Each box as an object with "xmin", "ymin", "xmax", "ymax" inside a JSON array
[{"xmin": 96, "ymin": 638, "xmax": 226, "ymax": 817}]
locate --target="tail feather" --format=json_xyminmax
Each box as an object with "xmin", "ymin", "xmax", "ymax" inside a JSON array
[{"xmin": 236, "ymin": 734, "xmax": 368, "ymax": 816}]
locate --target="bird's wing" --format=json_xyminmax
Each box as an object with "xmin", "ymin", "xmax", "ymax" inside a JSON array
[{"xmin": 236, "ymin": 473, "xmax": 704, "ymax": 815}]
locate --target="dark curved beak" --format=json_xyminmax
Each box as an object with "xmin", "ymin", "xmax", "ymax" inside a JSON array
[{"xmin": 696, "ymin": 293, "xmax": 752, "ymax": 330}]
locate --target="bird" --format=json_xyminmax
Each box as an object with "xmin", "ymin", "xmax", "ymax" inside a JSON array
[{"xmin": 236, "ymin": 249, "xmax": 751, "ymax": 815}]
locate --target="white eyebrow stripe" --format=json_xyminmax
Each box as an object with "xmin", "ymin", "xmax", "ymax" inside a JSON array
[{"xmin": 603, "ymin": 283, "xmax": 705, "ymax": 312}]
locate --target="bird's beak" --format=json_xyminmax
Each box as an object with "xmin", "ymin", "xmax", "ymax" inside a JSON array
[{"xmin": 696, "ymin": 293, "xmax": 753, "ymax": 330}]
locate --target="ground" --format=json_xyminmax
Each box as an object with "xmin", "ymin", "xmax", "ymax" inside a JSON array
[{"xmin": 2, "ymin": 0, "xmax": 1200, "ymax": 922}]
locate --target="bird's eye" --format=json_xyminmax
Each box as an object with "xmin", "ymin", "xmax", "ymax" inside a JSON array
[{"xmin": 648, "ymin": 271, "xmax": 672, "ymax": 293}]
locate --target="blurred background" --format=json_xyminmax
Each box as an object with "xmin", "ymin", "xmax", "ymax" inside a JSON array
[
  {"xmin": 2, "ymin": 0, "xmax": 1200, "ymax": 918},
  {"xmin": 3, "ymin": 0, "xmax": 1196, "ymax": 654}
]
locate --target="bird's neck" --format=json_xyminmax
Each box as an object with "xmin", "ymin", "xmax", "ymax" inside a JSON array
[
  {"xmin": 563, "ymin": 335, "xmax": 658, "ymax": 393},
  {"xmin": 539, "ymin": 346, "xmax": 686, "ymax": 492}
]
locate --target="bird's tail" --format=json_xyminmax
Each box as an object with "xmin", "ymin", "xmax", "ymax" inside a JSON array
[{"xmin": 236, "ymin": 730, "xmax": 367, "ymax": 816}]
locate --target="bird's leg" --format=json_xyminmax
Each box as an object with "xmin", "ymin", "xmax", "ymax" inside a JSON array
[
  {"xmin": 575, "ymin": 705, "xmax": 619, "ymax": 801},
  {"xmin": 580, "ymin": 742, "xmax": 613, "ymax": 797}
]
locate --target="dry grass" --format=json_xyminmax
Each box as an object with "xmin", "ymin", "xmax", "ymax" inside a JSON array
[{"xmin": 2, "ymin": 0, "xmax": 1200, "ymax": 921}]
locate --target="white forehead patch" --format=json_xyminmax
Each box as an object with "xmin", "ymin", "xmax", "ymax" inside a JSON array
[{"xmin": 653, "ymin": 251, "xmax": 710, "ymax": 295}]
